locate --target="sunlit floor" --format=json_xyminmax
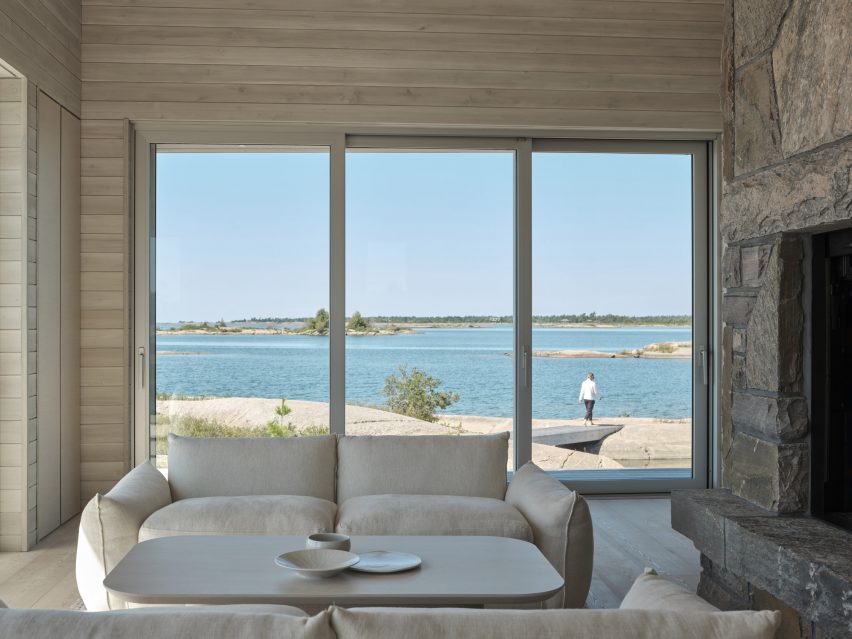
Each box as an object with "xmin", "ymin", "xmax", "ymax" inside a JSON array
[{"xmin": 0, "ymin": 498, "xmax": 698, "ymax": 610}]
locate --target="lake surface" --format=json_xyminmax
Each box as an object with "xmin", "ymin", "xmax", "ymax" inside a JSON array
[{"xmin": 156, "ymin": 326, "xmax": 692, "ymax": 419}]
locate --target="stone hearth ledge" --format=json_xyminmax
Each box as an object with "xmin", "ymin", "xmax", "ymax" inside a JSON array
[{"xmin": 671, "ymin": 489, "xmax": 852, "ymax": 637}]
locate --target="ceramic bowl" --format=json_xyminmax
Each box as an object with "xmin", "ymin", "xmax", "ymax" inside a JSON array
[
  {"xmin": 275, "ymin": 548, "xmax": 360, "ymax": 579},
  {"xmin": 306, "ymin": 533, "xmax": 351, "ymax": 551}
]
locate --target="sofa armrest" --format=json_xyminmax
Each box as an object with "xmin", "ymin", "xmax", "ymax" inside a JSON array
[
  {"xmin": 76, "ymin": 461, "xmax": 172, "ymax": 611},
  {"xmin": 505, "ymin": 463, "xmax": 593, "ymax": 609}
]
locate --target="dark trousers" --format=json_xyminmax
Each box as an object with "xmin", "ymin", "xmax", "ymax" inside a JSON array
[{"xmin": 584, "ymin": 399, "xmax": 595, "ymax": 420}]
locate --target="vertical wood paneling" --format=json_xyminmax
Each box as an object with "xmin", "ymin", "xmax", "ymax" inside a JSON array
[
  {"xmin": 60, "ymin": 108, "xmax": 81, "ymax": 522},
  {"xmin": 35, "ymin": 92, "xmax": 61, "ymax": 540},
  {"xmin": 0, "ymin": 77, "xmax": 25, "ymax": 551}
]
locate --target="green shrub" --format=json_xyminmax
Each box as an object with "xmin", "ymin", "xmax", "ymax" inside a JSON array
[
  {"xmin": 382, "ymin": 364, "xmax": 460, "ymax": 423},
  {"xmin": 347, "ymin": 311, "xmax": 373, "ymax": 332},
  {"xmin": 303, "ymin": 308, "xmax": 329, "ymax": 334}
]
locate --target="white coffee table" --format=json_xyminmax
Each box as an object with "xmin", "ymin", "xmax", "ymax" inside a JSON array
[{"xmin": 103, "ymin": 535, "xmax": 564, "ymax": 607}]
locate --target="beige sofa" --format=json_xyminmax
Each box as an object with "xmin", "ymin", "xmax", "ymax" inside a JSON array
[
  {"xmin": 2, "ymin": 571, "xmax": 782, "ymax": 639},
  {"xmin": 77, "ymin": 433, "xmax": 593, "ymax": 611}
]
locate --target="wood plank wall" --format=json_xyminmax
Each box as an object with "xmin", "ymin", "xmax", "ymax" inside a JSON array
[
  {"xmin": 79, "ymin": 0, "xmax": 723, "ymax": 499},
  {"xmin": 0, "ymin": 1, "xmax": 81, "ymax": 549},
  {"xmin": 0, "ymin": 77, "xmax": 27, "ymax": 552},
  {"xmin": 0, "ymin": 1, "xmax": 81, "ymax": 116}
]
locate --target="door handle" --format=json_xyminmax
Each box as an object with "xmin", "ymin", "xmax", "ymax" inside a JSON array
[
  {"xmin": 521, "ymin": 345, "xmax": 531, "ymax": 388},
  {"xmin": 138, "ymin": 346, "xmax": 146, "ymax": 388},
  {"xmin": 699, "ymin": 346, "xmax": 708, "ymax": 386}
]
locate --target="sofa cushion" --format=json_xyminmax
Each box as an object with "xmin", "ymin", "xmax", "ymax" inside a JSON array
[
  {"xmin": 335, "ymin": 494, "xmax": 532, "ymax": 540},
  {"xmin": 505, "ymin": 462, "xmax": 593, "ymax": 609},
  {"xmin": 139, "ymin": 495, "xmax": 337, "ymax": 541},
  {"xmin": 336, "ymin": 434, "xmax": 509, "ymax": 503},
  {"xmin": 621, "ymin": 568, "xmax": 719, "ymax": 612},
  {"xmin": 330, "ymin": 606, "xmax": 781, "ymax": 639},
  {"xmin": 77, "ymin": 461, "xmax": 172, "ymax": 611},
  {"xmin": 0, "ymin": 607, "xmax": 333, "ymax": 639},
  {"xmin": 168, "ymin": 434, "xmax": 337, "ymax": 502}
]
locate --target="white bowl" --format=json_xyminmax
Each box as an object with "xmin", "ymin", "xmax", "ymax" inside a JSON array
[
  {"xmin": 306, "ymin": 533, "xmax": 351, "ymax": 551},
  {"xmin": 275, "ymin": 548, "xmax": 360, "ymax": 579}
]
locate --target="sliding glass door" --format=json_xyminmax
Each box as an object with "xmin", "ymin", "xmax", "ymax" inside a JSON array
[
  {"xmin": 530, "ymin": 143, "xmax": 707, "ymax": 486},
  {"xmin": 135, "ymin": 132, "xmax": 710, "ymax": 490}
]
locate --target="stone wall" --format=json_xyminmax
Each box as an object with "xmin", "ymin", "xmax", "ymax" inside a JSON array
[{"xmin": 719, "ymin": 0, "xmax": 851, "ymax": 513}]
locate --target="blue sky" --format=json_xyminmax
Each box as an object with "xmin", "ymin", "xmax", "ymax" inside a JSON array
[{"xmin": 156, "ymin": 150, "xmax": 692, "ymax": 322}]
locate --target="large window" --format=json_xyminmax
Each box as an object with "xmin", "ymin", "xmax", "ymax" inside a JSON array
[
  {"xmin": 149, "ymin": 147, "xmax": 330, "ymax": 467},
  {"xmin": 345, "ymin": 150, "xmax": 515, "ymax": 467},
  {"xmin": 136, "ymin": 134, "xmax": 709, "ymax": 490}
]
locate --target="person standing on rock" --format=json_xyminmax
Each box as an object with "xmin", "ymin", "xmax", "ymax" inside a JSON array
[{"xmin": 578, "ymin": 373, "xmax": 601, "ymax": 426}]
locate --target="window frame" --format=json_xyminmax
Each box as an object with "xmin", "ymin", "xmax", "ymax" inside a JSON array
[{"xmin": 132, "ymin": 125, "xmax": 713, "ymax": 493}]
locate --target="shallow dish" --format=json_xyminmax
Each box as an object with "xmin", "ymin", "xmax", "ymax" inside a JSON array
[
  {"xmin": 275, "ymin": 548, "xmax": 360, "ymax": 579},
  {"xmin": 349, "ymin": 551, "xmax": 422, "ymax": 574}
]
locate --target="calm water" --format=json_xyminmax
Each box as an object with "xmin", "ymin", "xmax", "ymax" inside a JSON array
[{"xmin": 156, "ymin": 327, "xmax": 692, "ymax": 419}]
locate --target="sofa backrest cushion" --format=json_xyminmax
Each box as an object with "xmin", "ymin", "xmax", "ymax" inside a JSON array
[
  {"xmin": 168, "ymin": 434, "xmax": 337, "ymax": 502},
  {"xmin": 336, "ymin": 433, "xmax": 509, "ymax": 503},
  {"xmin": 0, "ymin": 607, "xmax": 334, "ymax": 639},
  {"xmin": 330, "ymin": 606, "xmax": 781, "ymax": 639}
]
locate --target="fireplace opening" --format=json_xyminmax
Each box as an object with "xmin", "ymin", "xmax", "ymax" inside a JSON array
[{"xmin": 812, "ymin": 229, "xmax": 852, "ymax": 530}]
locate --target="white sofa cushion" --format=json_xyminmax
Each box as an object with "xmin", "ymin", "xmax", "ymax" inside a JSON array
[
  {"xmin": 76, "ymin": 462, "xmax": 172, "ymax": 611},
  {"xmin": 330, "ymin": 606, "xmax": 781, "ymax": 639},
  {"xmin": 0, "ymin": 607, "xmax": 333, "ymax": 639},
  {"xmin": 139, "ymin": 495, "xmax": 337, "ymax": 541},
  {"xmin": 505, "ymin": 462, "xmax": 593, "ymax": 609},
  {"xmin": 336, "ymin": 434, "xmax": 509, "ymax": 503},
  {"xmin": 621, "ymin": 568, "xmax": 720, "ymax": 612},
  {"xmin": 335, "ymin": 494, "xmax": 533, "ymax": 540},
  {"xmin": 168, "ymin": 434, "xmax": 337, "ymax": 502}
]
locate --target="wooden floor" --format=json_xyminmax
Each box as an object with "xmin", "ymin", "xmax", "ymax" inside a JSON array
[{"xmin": 0, "ymin": 498, "xmax": 698, "ymax": 610}]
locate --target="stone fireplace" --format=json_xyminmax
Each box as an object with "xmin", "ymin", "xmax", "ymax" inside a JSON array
[{"xmin": 671, "ymin": 0, "xmax": 851, "ymax": 637}]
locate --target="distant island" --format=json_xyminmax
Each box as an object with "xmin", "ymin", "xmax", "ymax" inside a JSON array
[{"xmin": 157, "ymin": 310, "xmax": 692, "ymax": 336}]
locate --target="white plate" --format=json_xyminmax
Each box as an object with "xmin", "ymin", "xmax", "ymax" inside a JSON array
[
  {"xmin": 349, "ymin": 551, "xmax": 422, "ymax": 574},
  {"xmin": 275, "ymin": 548, "xmax": 360, "ymax": 579}
]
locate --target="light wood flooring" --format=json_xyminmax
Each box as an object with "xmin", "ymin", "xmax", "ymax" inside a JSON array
[{"xmin": 0, "ymin": 498, "xmax": 698, "ymax": 610}]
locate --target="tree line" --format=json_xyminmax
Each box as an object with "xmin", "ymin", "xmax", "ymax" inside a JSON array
[{"xmin": 236, "ymin": 312, "xmax": 691, "ymax": 326}]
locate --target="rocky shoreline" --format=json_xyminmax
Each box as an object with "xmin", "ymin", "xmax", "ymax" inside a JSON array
[{"xmin": 156, "ymin": 397, "xmax": 691, "ymax": 471}]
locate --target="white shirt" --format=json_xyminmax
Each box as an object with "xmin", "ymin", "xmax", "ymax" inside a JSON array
[{"xmin": 579, "ymin": 379, "xmax": 600, "ymax": 402}]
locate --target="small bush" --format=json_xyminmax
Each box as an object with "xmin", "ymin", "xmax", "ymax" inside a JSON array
[{"xmin": 382, "ymin": 364, "xmax": 460, "ymax": 423}]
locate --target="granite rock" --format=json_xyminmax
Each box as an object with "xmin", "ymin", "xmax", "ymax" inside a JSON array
[
  {"xmin": 731, "ymin": 392, "xmax": 808, "ymax": 441},
  {"xmin": 728, "ymin": 432, "xmax": 808, "ymax": 512},
  {"xmin": 670, "ymin": 489, "xmax": 769, "ymax": 566},
  {"xmin": 698, "ymin": 555, "xmax": 750, "ymax": 610},
  {"xmin": 734, "ymin": 56, "xmax": 783, "ymax": 175},
  {"xmin": 745, "ymin": 240, "xmax": 803, "ymax": 393},
  {"xmin": 721, "ymin": 327, "xmax": 734, "ymax": 487},
  {"xmin": 732, "ymin": 329, "xmax": 747, "ymax": 353},
  {"xmin": 723, "ymin": 244, "xmax": 741, "ymax": 288},
  {"xmin": 721, "ymin": 139, "xmax": 852, "ymax": 243},
  {"xmin": 733, "ymin": 0, "xmax": 790, "ymax": 66},
  {"xmin": 773, "ymin": 0, "xmax": 852, "ymax": 157},
  {"xmin": 740, "ymin": 244, "xmax": 772, "ymax": 287},
  {"xmin": 725, "ymin": 516, "xmax": 852, "ymax": 636},
  {"xmin": 722, "ymin": 294, "xmax": 756, "ymax": 327},
  {"xmin": 732, "ymin": 354, "xmax": 747, "ymax": 390}
]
